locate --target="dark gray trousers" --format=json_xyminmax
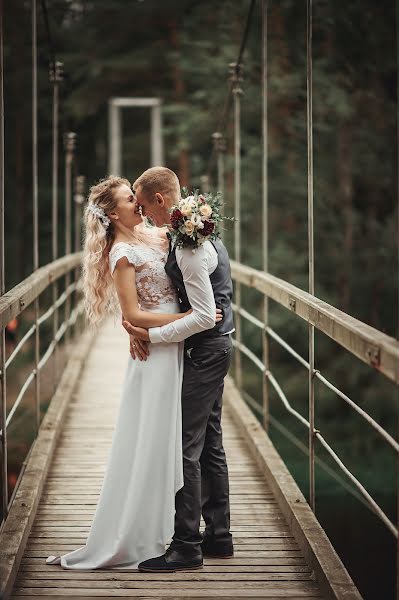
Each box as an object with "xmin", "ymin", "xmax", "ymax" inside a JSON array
[{"xmin": 171, "ymin": 334, "xmax": 233, "ymax": 554}]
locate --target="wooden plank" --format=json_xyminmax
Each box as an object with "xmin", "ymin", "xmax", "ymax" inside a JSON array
[
  {"xmin": 10, "ymin": 585, "xmax": 323, "ymax": 597},
  {"xmin": 13, "ymin": 581, "xmax": 321, "ymax": 591},
  {"xmin": 10, "ymin": 593, "xmax": 323, "ymax": 599},
  {"xmin": 22, "ymin": 553, "xmax": 308, "ymax": 565},
  {"xmin": 10, "ymin": 597, "xmax": 323, "ymax": 600},
  {"xmin": 15, "ymin": 573, "xmax": 314, "ymax": 582},
  {"xmin": 19, "ymin": 564, "xmax": 312, "ymax": 573}
]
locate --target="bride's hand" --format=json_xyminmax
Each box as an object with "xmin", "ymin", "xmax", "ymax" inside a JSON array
[
  {"xmin": 129, "ymin": 335, "xmax": 150, "ymax": 361},
  {"xmin": 123, "ymin": 321, "xmax": 150, "ymax": 342},
  {"xmin": 215, "ymin": 308, "xmax": 223, "ymax": 322}
]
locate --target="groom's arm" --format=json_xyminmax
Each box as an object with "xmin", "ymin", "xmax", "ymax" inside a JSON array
[{"xmin": 148, "ymin": 245, "xmax": 216, "ymax": 344}]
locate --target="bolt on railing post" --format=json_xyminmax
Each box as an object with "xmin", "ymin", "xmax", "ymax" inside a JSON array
[
  {"xmin": 50, "ymin": 60, "xmax": 63, "ymax": 395},
  {"xmin": 64, "ymin": 132, "xmax": 76, "ymax": 348},
  {"xmin": 212, "ymin": 132, "xmax": 226, "ymax": 241},
  {"xmin": 306, "ymin": 0, "xmax": 316, "ymax": 512},
  {"xmin": 261, "ymin": 0, "xmax": 270, "ymax": 432},
  {"xmin": 230, "ymin": 62, "xmax": 243, "ymax": 391},
  {"xmin": 32, "ymin": 0, "xmax": 41, "ymax": 434},
  {"xmin": 0, "ymin": 0, "xmax": 7, "ymax": 521}
]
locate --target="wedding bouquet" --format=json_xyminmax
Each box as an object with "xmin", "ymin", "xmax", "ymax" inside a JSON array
[{"xmin": 169, "ymin": 188, "xmax": 227, "ymax": 250}]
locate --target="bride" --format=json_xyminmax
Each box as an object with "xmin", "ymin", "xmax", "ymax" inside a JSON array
[{"xmin": 45, "ymin": 175, "xmax": 220, "ymax": 570}]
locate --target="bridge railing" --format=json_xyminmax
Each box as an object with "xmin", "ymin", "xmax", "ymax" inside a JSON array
[
  {"xmin": 0, "ymin": 254, "xmax": 85, "ymax": 528},
  {"xmin": 0, "ymin": 0, "xmax": 89, "ymax": 530},
  {"xmin": 205, "ymin": 2, "xmax": 399, "ymax": 588},
  {"xmin": 229, "ymin": 260, "xmax": 399, "ymax": 539}
]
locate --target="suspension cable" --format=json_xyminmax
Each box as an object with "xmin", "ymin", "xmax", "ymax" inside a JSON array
[
  {"xmin": 40, "ymin": 0, "xmax": 56, "ymax": 68},
  {"xmin": 207, "ymin": 0, "xmax": 256, "ymax": 179}
]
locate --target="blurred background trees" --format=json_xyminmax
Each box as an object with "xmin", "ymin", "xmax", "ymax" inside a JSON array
[{"xmin": 4, "ymin": 1, "xmax": 398, "ymax": 597}]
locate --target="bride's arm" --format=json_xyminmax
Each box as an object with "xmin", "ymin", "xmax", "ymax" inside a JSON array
[{"xmin": 112, "ymin": 256, "xmax": 189, "ymax": 328}]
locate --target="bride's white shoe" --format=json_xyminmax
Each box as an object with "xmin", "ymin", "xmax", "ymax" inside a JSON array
[{"xmin": 46, "ymin": 555, "xmax": 61, "ymax": 565}]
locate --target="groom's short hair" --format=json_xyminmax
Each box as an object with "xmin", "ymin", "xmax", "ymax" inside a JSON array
[{"xmin": 134, "ymin": 167, "xmax": 180, "ymax": 203}]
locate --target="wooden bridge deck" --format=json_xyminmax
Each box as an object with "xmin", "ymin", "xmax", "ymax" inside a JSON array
[{"xmin": 5, "ymin": 319, "xmax": 360, "ymax": 599}]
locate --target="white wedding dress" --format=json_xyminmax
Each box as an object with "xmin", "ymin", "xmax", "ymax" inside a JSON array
[{"xmin": 46, "ymin": 241, "xmax": 184, "ymax": 570}]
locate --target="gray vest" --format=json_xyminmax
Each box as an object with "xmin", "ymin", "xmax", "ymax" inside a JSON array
[{"xmin": 165, "ymin": 238, "xmax": 235, "ymax": 345}]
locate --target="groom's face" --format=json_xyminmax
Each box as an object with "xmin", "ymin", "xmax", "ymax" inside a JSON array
[{"xmin": 133, "ymin": 184, "xmax": 171, "ymax": 227}]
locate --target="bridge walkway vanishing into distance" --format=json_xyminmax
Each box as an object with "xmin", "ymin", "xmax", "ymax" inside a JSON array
[{"xmin": 0, "ymin": 317, "xmax": 362, "ymax": 599}]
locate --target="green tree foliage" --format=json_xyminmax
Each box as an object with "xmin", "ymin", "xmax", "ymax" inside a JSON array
[{"xmin": 4, "ymin": 1, "xmax": 398, "ymax": 595}]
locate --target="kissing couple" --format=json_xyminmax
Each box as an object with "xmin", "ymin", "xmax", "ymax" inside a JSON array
[{"xmin": 46, "ymin": 166, "xmax": 235, "ymax": 572}]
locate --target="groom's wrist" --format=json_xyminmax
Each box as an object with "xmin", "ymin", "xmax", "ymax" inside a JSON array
[{"xmin": 148, "ymin": 327, "xmax": 162, "ymax": 343}]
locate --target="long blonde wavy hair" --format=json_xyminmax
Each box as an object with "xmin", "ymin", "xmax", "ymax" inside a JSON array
[{"xmin": 82, "ymin": 175, "xmax": 166, "ymax": 327}]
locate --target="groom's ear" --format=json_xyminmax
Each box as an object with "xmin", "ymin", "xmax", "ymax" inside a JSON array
[{"xmin": 155, "ymin": 192, "xmax": 165, "ymax": 207}]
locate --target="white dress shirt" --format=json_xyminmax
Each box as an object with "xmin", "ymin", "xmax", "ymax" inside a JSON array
[{"xmin": 148, "ymin": 241, "xmax": 218, "ymax": 344}]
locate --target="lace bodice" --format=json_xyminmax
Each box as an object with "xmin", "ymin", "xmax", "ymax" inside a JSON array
[{"xmin": 109, "ymin": 242, "xmax": 178, "ymax": 309}]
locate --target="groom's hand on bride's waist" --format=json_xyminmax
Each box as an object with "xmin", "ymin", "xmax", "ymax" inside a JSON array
[{"xmin": 123, "ymin": 307, "xmax": 223, "ymax": 351}]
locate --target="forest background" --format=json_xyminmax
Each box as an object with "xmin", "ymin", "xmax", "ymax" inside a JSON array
[{"xmin": 4, "ymin": 1, "xmax": 399, "ymax": 598}]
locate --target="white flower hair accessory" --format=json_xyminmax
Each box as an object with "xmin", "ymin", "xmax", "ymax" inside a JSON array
[{"xmin": 87, "ymin": 202, "xmax": 111, "ymax": 229}]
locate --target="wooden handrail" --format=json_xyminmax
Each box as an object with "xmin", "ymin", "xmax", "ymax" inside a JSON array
[
  {"xmin": 231, "ymin": 260, "xmax": 399, "ymax": 384},
  {"xmin": 0, "ymin": 253, "xmax": 82, "ymax": 328}
]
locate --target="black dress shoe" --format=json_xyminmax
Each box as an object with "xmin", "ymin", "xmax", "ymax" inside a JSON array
[
  {"xmin": 201, "ymin": 536, "xmax": 234, "ymax": 558},
  {"xmin": 138, "ymin": 544, "xmax": 203, "ymax": 573}
]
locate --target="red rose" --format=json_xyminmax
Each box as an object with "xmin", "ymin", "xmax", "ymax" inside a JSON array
[
  {"xmin": 170, "ymin": 209, "xmax": 183, "ymax": 230},
  {"xmin": 199, "ymin": 220, "xmax": 214, "ymax": 236}
]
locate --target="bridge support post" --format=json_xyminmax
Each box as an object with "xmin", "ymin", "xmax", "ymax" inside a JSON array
[
  {"xmin": 0, "ymin": 0, "xmax": 7, "ymax": 522},
  {"xmin": 64, "ymin": 132, "xmax": 76, "ymax": 348},
  {"xmin": 396, "ymin": 1, "xmax": 399, "ymax": 597},
  {"xmin": 74, "ymin": 175, "xmax": 85, "ymax": 341},
  {"xmin": 32, "ymin": 0, "xmax": 41, "ymax": 435},
  {"xmin": 211, "ymin": 132, "xmax": 226, "ymax": 240},
  {"xmin": 108, "ymin": 98, "xmax": 163, "ymax": 176},
  {"xmin": 230, "ymin": 62, "xmax": 243, "ymax": 392},
  {"xmin": 306, "ymin": 0, "xmax": 316, "ymax": 512},
  {"xmin": 261, "ymin": 0, "xmax": 270, "ymax": 433},
  {"xmin": 50, "ymin": 60, "xmax": 63, "ymax": 395}
]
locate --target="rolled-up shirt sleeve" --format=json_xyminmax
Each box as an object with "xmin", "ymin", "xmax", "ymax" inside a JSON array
[{"xmin": 149, "ymin": 245, "xmax": 216, "ymax": 343}]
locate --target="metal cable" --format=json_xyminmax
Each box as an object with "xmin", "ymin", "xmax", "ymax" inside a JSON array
[
  {"xmin": 207, "ymin": 0, "xmax": 256, "ymax": 178},
  {"xmin": 40, "ymin": 0, "xmax": 56, "ymax": 67}
]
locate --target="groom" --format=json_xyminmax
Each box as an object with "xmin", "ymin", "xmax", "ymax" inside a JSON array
[{"xmin": 123, "ymin": 166, "xmax": 235, "ymax": 572}]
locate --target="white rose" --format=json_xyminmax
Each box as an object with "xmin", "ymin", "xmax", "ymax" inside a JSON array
[
  {"xmin": 188, "ymin": 198, "xmax": 198, "ymax": 210},
  {"xmin": 181, "ymin": 204, "xmax": 192, "ymax": 217},
  {"xmin": 191, "ymin": 213, "xmax": 202, "ymax": 227},
  {"xmin": 199, "ymin": 204, "xmax": 212, "ymax": 218},
  {"xmin": 185, "ymin": 220, "xmax": 195, "ymax": 235}
]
